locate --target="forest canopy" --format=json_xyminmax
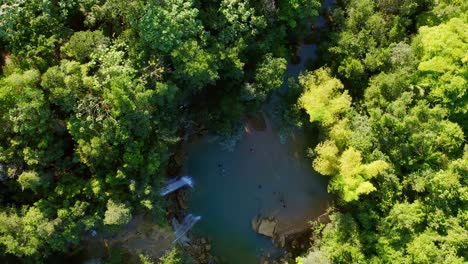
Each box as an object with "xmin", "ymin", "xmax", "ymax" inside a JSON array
[
  {"xmin": 0, "ymin": 0, "xmax": 466, "ymax": 263},
  {"xmin": 297, "ymin": 0, "xmax": 467, "ymax": 263}
]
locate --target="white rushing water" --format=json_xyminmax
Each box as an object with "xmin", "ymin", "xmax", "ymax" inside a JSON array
[
  {"xmin": 160, "ymin": 176, "xmax": 194, "ymax": 196},
  {"xmin": 173, "ymin": 214, "xmax": 202, "ymax": 243}
]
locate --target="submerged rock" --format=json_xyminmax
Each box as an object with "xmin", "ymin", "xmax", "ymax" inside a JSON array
[
  {"xmin": 183, "ymin": 236, "xmax": 214, "ymax": 264},
  {"xmin": 317, "ymin": 212, "xmax": 331, "ymax": 224},
  {"xmin": 246, "ymin": 112, "xmax": 267, "ymax": 131}
]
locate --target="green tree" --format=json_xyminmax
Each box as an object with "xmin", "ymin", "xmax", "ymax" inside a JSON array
[
  {"xmin": 17, "ymin": 171, "xmax": 47, "ymax": 192},
  {"xmin": 218, "ymin": 0, "xmax": 267, "ymax": 44},
  {"xmin": 41, "ymin": 60, "xmax": 96, "ymax": 114},
  {"xmin": 0, "ymin": 70, "xmax": 53, "ymax": 167},
  {"xmin": 277, "ymin": 0, "xmax": 320, "ymax": 30},
  {"xmin": 0, "ymin": 0, "xmax": 82, "ymax": 70},
  {"xmin": 138, "ymin": 0, "xmax": 204, "ymax": 53},
  {"xmin": 171, "ymin": 40, "xmax": 219, "ymax": 91},
  {"xmin": 61, "ymin": 30, "xmax": 110, "ymax": 63},
  {"xmin": 241, "ymin": 54, "xmax": 287, "ymax": 102},
  {"xmin": 104, "ymin": 200, "xmax": 132, "ymax": 226},
  {"xmin": 416, "ymin": 0, "xmax": 468, "ymax": 26},
  {"xmin": 304, "ymin": 213, "xmax": 367, "ymax": 263},
  {"xmin": 314, "ymin": 143, "xmax": 389, "ymax": 201},
  {"xmin": 298, "ymin": 3, "xmax": 467, "ymax": 263},
  {"xmin": 413, "ymin": 18, "xmax": 468, "ymax": 129},
  {"xmin": 0, "ymin": 206, "xmax": 59, "ymax": 257},
  {"xmin": 159, "ymin": 247, "xmax": 181, "ymax": 264},
  {"xmin": 298, "ymin": 68, "xmax": 352, "ymax": 127}
]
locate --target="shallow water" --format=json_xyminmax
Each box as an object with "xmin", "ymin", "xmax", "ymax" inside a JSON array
[{"xmin": 183, "ymin": 112, "xmax": 331, "ymax": 263}]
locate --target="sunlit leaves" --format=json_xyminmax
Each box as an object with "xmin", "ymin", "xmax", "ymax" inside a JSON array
[
  {"xmin": 414, "ymin": 18, "xmax": 468, "ymax": 121},
  {"xmin": 241, "ymin": 54, "xmax": 287, "ymax": 102},
  {"xmin": 0, "ymin": 70, "xmax": 53, "ymax": 167},
  {"xmin": 313, "ymin": 137, "xmax": 389, "ymax": 201},
  {"xmin": 171, "ymin": 40, "xmax": 219, "ymax": 90},
  {"xmin": 159, "ymin": 247, "xmax": 182, "ymax": 264},
  {"xmin": 0, "ymin": 0, "xmax": 68, "ymax": 69},
  {"xmin": 17, "ymin": 171, "xmax": 46, "ymax": 192},
  {"xmin": 406, "ymin": 231, "xmax": 465, "ymax": 264},
  {"xmin": 41, "ymin": 60, "xmax": 96, "ymax": 113},
  {"xmin": 61, "ymin": 30, "xmax": 110, "ymax": 63},
  {"xmin": 219, "ymin": 0, "xmax": 267, "ymax": 44},
  {"xmin": 138, "ymin": 0, "xmax": 204, "ymax": 53},
  {"xmin": 338, "ymin": 57, "xmax": 365, "ymax": 80},
  {"xmin": 306, "ymin": 213, "xmax": 367, "ymax": 263},
  {"xmin": 103, "ymin": 200, "xmax": 131, "ymax": 226},
  {"xmin": 300, "ymin": 2, "xmax": 467, "ymax": 263},
  {"xmin": 313, "ymin": 140, "xmax": 340, "ymax": 176},
  {"xmin": 0, "ymin": 206, "xmax": 59, "ymax": 257},
  {"xmin": 298, "ymin": 68, "xmax": 352, "ymax": 126},
  {"xmin": 315, "ymin": 145, "xmax": 388, "ymax": 201}
]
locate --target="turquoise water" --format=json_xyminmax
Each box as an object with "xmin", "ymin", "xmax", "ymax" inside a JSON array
[{"xmin": 183, "ymin": 113, "xmax": 331, "ymax": 263}]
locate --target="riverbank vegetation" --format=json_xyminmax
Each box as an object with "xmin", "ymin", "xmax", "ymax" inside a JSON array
[
  {"xmin": 297, "ymin": 0, "xmax": 467, "ymax": 263},
  {"xmin": 0, "ymin": 0, "xmax": 466, "ymax": 263}
]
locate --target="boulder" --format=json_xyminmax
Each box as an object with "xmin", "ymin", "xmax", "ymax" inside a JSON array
[
  {"xmin": 252, "ymin": 215, "xmax": 277, "ymax": 238},
  {"xmin": 259, "ymin": 219, "xmax": 277, "ymax": 237},
  {"xmin": 273, "ymin": 226, "xmax": 309, "ymax": 248}
]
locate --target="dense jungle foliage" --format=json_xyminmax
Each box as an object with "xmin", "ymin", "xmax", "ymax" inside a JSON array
[
  {"xmin": 296, "ymin": 0, "xmax": 467, "ymax": 263},
  {"xmin": 0, "ymin": 0, "xmax": 466, "ymax": 263},
  {"xmin": 0, "ymin": 0, "xmax": 319, "ymax": 261}
]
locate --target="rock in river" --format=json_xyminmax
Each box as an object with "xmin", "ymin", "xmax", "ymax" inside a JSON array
[{"xmin": 252, "ymin": 215, "xmax": 277, "ymax": 238}]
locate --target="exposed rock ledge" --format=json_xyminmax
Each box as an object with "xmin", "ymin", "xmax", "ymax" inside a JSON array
[{"xmin": 252, "ymin": 211, "xmax": 331, "ymax": 249}]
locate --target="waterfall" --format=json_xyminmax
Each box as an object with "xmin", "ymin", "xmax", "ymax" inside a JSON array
[
  {"xmin": 173, "ymin": 214, "xmax": 202, "ymax": 243},
  {"xmin": 160, "ymin": 176, "xmax": 194, "ymax": 196}
]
